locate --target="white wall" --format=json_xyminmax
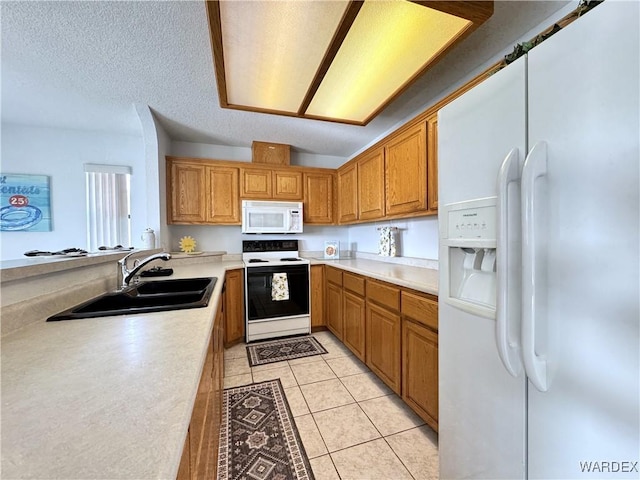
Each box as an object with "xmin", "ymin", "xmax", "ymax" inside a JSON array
[
  {"xmin": 135, "ymin": 104, "xmax": 170, "ymax": 251},
  {"xmin": 0, "ymin": 123, "xmax": 145, "ymax": 260},
  {"xmin": 348, "ymin": 216, "xmax": 439, "ymax": 260}
]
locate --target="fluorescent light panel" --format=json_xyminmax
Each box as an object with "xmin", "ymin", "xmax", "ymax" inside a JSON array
[
  {"xmin": 220, "ymin": 1, "xmax": 349, "ymax": 113},
  {"xmin": 216, "ymin": 1, "xmax": 475, "ymax": 123},
  {"xmin": 307, "ymin": 2, "xmax": 472, "ymax": 122}
]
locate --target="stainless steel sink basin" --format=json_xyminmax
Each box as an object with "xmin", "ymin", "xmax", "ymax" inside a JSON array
[{"xmin": 47, "ymin": 277, "xmax": 217, "ymax": 321}]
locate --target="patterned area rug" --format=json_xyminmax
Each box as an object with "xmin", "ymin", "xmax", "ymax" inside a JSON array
[
  {"xmin": 246, "ymin": 336, "xmax": 328, "ymax": 367},
  {"xmin": 217, "ymin": 379, "xmax": 315, "ymax": 480}
]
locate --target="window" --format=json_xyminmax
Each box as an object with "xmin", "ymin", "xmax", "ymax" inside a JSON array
[{"xmin": 84, "ymin": 164, "xmax": 131, "ymax": 252}]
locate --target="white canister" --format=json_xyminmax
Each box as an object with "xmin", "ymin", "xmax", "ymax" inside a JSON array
[{"xmin": 141, "ymin": 228, "xmax": 156, "ymax": 249}]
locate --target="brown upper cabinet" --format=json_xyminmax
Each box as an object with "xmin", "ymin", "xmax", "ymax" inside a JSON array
[
  {"xmin": 303, "ymin": 171, "xmax": 335, "ymax": 224},
  {"xmin": 357, "ymin": 148, "xmax": 386, "ymax": 221},
  {"xmin": 335, "ymin": 118, "xmax": 433, "ymax": 225},
  {"xmin": 337, "ymin": 163, "xmax": 358, "ymax": 223},
  {"xmin": 427, "ymin": 114, "xmax": 439, "ymax": 212},
  {"xmin": 252, "ymin": 141, "xmax": 290, "ymax": 166},
  {"xmin": 385, "ymin": 122, "xmax": 428, "ymax": 216},
  {"xmin": 169, "ymin": 161, "xmax": 207, "ymax": 223},
  {"xmin": 168, "ymin": 158, "xmax": 240, "ymax": 225},
  {"xmin": 207, "ymin": 166, "xmax": 240, "ymax": 223},
  {"xmin": 240, "ymin": 168, "xmax": 302, "ymax": 200}
]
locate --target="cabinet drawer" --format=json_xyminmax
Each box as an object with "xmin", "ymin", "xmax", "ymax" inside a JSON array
[
  {"xmin": 366, "ymin": 279, "xmax": 400, "ymax": 311},
  {"xmin": 401, "ymin": 291, "xmax": 438, "ymax": 331},
  {"xmin": 326, "ymin": 266, "xmax": 343, "ymax": 286},
  {"xmin": 343, "ymin": 272, "xmax": 365, "ymax": 296}
]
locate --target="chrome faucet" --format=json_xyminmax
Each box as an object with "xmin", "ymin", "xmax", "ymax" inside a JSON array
[{"xmin": 118, "ymin": 251, "xmax": 171, "ymax": 288}]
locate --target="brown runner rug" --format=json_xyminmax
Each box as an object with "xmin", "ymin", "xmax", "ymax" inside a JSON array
[
  {"xmin": 217, "ymin": 379, "xmax": 315, "ymax": 480},
  {"xmin": 246, "ymin": 336, "xmax": 328, "ymax": 367}
]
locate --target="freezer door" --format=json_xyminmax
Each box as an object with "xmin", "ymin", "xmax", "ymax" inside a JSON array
[
  {"xmin": 438, "ymin": 56, "xmax": 527, "ymax": 479},
  {"xmin": 526, "ymin": 1, "xmax": 640, "ymax": 478}
]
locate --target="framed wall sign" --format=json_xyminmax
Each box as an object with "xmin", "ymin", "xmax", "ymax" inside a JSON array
[{"xmin": 0, "ymin": 174, "xmax": 52, "ymax": 232}]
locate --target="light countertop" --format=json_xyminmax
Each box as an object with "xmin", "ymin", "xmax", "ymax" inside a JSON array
[
  {"xmin": 1, "ymin": 257, "xmax": 437, "ymax": 479},
  {"xmin": 1, "ymin": 261, "xmax": 242, "ymax": 480},
  {"xmin": 311, "ymin": 258, "xmax": 438, "ymax": 296}
]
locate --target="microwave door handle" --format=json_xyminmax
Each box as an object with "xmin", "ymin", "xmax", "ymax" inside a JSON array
[{"xmin": 285, "ymin": 211, "xmax": 292, "ymax": 232}]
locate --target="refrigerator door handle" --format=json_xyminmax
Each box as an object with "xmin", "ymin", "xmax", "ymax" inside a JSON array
[
  {"xmin": 521, "ymin": 141, "xmax": 549, "ymax": 392},
  {"xmin": 496, "ymin": 148, "xmax": 522, "ymax": 377}
]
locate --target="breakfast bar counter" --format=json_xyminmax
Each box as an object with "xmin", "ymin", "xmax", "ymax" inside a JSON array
[{"xmin": 1, "ymin": 261, "xmax": 241, "ymax": 480}]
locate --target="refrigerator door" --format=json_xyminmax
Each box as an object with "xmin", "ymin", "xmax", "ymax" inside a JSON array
[
  {"xmin": 526, "ymin": 1, "xmax": 640, "ymax": 478},
  {"xmin": 438, "ymin": 56, "xmax": 527, "ymax": 479}
]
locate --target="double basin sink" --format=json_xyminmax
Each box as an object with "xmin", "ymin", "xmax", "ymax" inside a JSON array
[{"xmin": 47, "ymin": 277, "xmax": 217, "ymax": 321}]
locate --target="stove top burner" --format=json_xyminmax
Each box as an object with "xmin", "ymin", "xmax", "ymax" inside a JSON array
[
  {"xmin": 280, "ymin": 257, "xmax": 301, "ymax": 262},
  {"xmin": 248, "ymin": 259, "xmax": 269, "ymax": 263}
]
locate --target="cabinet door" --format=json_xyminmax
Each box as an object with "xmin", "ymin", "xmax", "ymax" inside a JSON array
[
  {"xmin": 224, "ymin": 269, "xmax": 245, "ymax": 346},
  {"xmin": 252, "ymin": 141, "xmax": 290, "ymax": 165},
  {"xmin": 337, "ymin": 163, "xmax": 358, "ymax": 223},
  {"xmin": 402, "ymin": 319, "xmax": 438, "ymax": 431},
  {"xmin": 366, "ymin": 302, "xmax": 401, "ymax": 394},
  {"xmin": 206, "ymin": 166, "xmax": 240, "ymax": 224},
  {"xmin": 310, "ymin": 265, "xmax": 325, "ymax": 327},
  {"xmin": 303, "ymin": 172, "xmax": 334, "ymax": 224},
  {"xmin": 240, "ymin": 169, "xmax": 272, "ymax": 198},
  {"xmin": 357, "ymin": 148, "xmax": 385, "ymax": 220},
  {"xmin": 177, "ymin": 434, "xmax": 190, "ymax": 480},
  {"xmin": 326, "ymin": 281, "xmax": 343, "ymax": 340},
  {"xmin": 272, "ymin": 170, "xmax": 303, "ymax": 200},
  {"xmin": 189, "ymin": 337, "xmax": 214, "ymax": 478},
  {"xmin": 385, "ymin": 123, "xmax": 427, "ymax": 215},
  {"xmin": 343, "ymin": 291, "xmax": 366, "ymax": 361},
  {"xmin": 169, "ymin": 161, "xmax": 207, "ymax": 223},
  {"xmin": 427, "ymin": 114, "xmax": 439, "ymax": 212}
]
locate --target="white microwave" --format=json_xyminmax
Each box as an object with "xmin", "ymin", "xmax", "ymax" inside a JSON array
[{"xmin": 241, "ymin": 200, "xmax": 303, "ymax": 234}]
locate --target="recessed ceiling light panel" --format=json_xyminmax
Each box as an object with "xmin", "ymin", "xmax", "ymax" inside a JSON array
[
  {"xmin": 207, "ymin": 0, "xmax": 492, "ymax": 124},
  {"xmin": 306, "ymin": 1, "xmax": 472, "ymax": 122},
  {"xmin": 219, "ymin": 0, "xmax": 349, "ymax": 113}
]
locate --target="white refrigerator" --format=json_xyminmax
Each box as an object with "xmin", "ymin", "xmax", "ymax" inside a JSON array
[{"xmin": 437, "ymin": 1, "xmax": 639, "ymax": 479}]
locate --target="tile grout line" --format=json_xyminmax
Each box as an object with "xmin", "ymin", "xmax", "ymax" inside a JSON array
[{"xmin": 380, "ymin": 434, "xmax": 419, "ymax": 480}]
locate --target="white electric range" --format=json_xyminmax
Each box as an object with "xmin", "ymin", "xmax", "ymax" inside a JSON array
[{"xmin": 242, "ymin": 240, "xmax": 310, "ymax": 342}]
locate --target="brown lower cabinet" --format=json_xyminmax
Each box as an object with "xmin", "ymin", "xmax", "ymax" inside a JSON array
[
  {"xmin": 325, "ymin": 268, "xmax": 439, "ymax": 431},
  {"xmin": 223, "ymin": 269, "xmax": 245, "ymax": 347},
  {"xmin": 402, "ymin": 319, "xmax": 438, "ymax": 432},
  {"xmin": 177, "ymin": 292, "xmax": 225, "ymax": 480},
  {"xmin": 310, "ymin": 265, "xmax": 325, "ymax": 328},
  {"xmin": 343, "ymin": 290, "xmax": 366, "ymax": 361},
  {"xmin": 366, "ymin": 301, "xmax": 401, "ymax": 395},
  {"xmin": 325, "ymin": 267, "xmax": 343, "ymax": 340}
]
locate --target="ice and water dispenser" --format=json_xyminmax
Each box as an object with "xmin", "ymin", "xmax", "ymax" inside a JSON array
[{"xmin": 441, "ymin": 198, "xmax": 497, "ymax": 319}]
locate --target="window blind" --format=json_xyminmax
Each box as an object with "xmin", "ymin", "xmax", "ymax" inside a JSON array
[{"xmin": 84, "ymin": 164, "xmax": 131, "ymax": 251}]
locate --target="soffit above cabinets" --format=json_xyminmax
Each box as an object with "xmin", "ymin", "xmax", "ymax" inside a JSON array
[{"xmin": 206, "ymin": 0, "xmax": 493, "ymax": 126}]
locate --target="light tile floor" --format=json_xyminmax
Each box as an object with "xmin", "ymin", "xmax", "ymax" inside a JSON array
[{"xmin": 223, "ymin": 330, "xmax": 439, "ymax": 480}]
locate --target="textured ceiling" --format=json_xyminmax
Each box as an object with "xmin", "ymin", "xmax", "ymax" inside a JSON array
[{"xmin": 1, "ymin": 1, "xmax": 570, "ymax": 158}]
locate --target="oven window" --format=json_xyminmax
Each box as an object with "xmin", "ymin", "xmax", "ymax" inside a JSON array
[{"xmin": 246, "ymin": 265, "xmax": 309, "ymax": 321}]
